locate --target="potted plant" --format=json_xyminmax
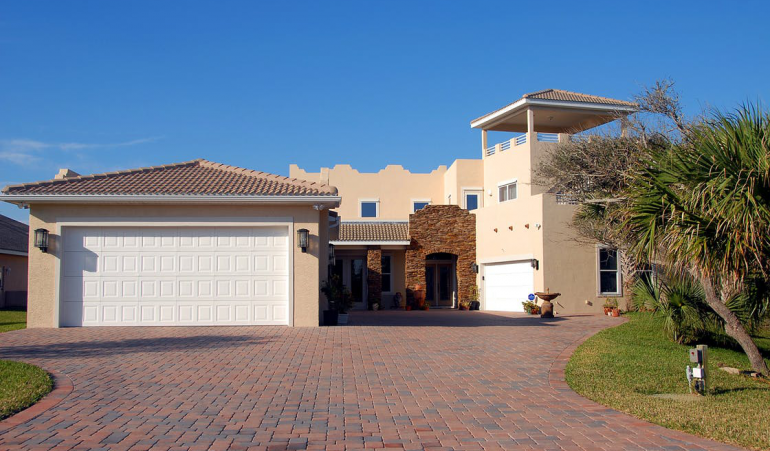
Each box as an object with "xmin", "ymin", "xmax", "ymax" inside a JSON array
[
  {"xmin": 604, "ymin": 298, "xmax": 618, "ymax": 316},
  {"xmin": 464, "ymin": 285, "xmax": 479, "ymax": 311},
  {"xmin": 612, "ymin": 306, "xmax": 621, "ymax": 317},
  {"xmin": 413, "ymin": 284, "xmax": 426, "ymax": 309},
  {"xmin": 459, "ymin": 300, "xmax": 471, "ymax": 310},
  {"xmin": 321, "ymin": 274, "xmax": 354, "ymax": 325}
]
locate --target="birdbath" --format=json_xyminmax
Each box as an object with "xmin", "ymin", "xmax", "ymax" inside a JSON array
[{"xmin": 534, "ymin": 289, "xmax": 561, "ymax": 318}]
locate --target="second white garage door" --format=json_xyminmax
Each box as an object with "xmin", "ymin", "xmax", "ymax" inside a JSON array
[
  {"xmin": 60, "ymin": 226, "xmax": 290, "ymax": 326},
  {"xmin": 483, "ymin": 261, "xmax": 534, "ymax": 312}
]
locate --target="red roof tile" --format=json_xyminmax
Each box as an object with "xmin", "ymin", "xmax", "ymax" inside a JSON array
[{"xmin": 2, "ymin": 159, "xmax": 337, "ymax": 197}]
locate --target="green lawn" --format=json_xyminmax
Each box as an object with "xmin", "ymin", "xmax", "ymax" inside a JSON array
[
  {"xmin": 567, "ymin": 312, "xmax": 770, "ymax": 451},
  {"xmin": 0, "ymin": 309, "xmax": 27, "ymax": 333},
  {"xmin": 0, "ymin": 309, "xmax": 53, "ymax": 420}
]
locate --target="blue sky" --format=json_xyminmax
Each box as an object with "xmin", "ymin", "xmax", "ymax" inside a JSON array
[{"xmin": 1, "ymin": 1, "xmax": 769, "ymax": 223}]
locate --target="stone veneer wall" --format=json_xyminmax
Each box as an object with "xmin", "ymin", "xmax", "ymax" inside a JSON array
[
  {"xmin": 366, "ymin": 247, "xmax": 382, "ymax": 308},
  {"xmin": 406, "ymin": 205, "xmax": 476, "ymax": 305}
]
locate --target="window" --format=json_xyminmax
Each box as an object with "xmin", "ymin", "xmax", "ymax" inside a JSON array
[
  {"xmin": 381, "ymin": 255, "xmax": 392, "ymax": 293},
  {"xmin": 636, "ymin": 263, "xmax": 657, "ymax": 289},
  {"xmin": 498, "ymin": 181, "xmax": 517, "ymax": 202},
  {"xmin": 598, "ymin": 248, "xmax": 621, "ymax": 295},
  {"xmin": 463, "ymin": 190, "xmax": 482, "ymax": 211},
  {"xmin": 412, "ymin": 200, "xmax": 430, "ymax": 212},
  {"xmin": 360, "ymin": 200, "xmax": 379, "ymax": 218}
]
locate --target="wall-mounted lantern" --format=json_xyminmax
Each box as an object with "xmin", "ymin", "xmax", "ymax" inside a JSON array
[
  {"xmin": 471, "ymin": 262, "xmax": 479, "ymax": 273},
  {"xmin": 531, "ymin": 258, "xmax": 539, "ymax": 270},
  {"xmin": 34, "ymin": 228, "xmax": 49, "ymax": 253},
  {"xmin": 328, "ymin": 243, "xmax": 335, "ymax": 264},
  {"xmin": 297, "ymin": 228, "xmax": 309, "ymax": 253}
]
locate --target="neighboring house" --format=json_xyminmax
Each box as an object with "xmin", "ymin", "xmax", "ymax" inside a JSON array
[
  {"xmin": 0, "ymin": 214, "xmax": 29, "ymax": 308},
  {"xmin": 291, "ymin": 89, "xmax": 637, "ymax": 314},
  {"xmin": 1, "ymin": 160, "xmax": 340, "ymax": 327}
]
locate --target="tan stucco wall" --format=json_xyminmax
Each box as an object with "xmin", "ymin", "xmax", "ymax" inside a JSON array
[
  {"xmin": 26, "ymin": 203, "xmax": 325, "ymax": 328},
  {"xmin": 541, "ymin": 194, "xmax": 627, "ymax": 314},
  {"xmin": 444, "ymin": 159, "xmax": 484, "ymax": 208},
  {"xmin": 290, "ymin": 164, "xmax": 448, "ymax": 220}
]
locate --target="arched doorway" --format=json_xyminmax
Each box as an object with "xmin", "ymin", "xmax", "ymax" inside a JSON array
[{"xmin": 425, "ymin": 253, "xmax": 456, "ymax": 307}]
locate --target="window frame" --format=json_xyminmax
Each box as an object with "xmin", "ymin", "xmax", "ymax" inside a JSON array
[
  {"xmin": 411, "ymin": 199, "xmax": 431, "ymax": 213},
  {"xmin": 359, "ymin": 199, "xmax": 380, "ymax": 218},
  {"xmin": 462, "ymin": 188, "xmax": 483, "ymax": 211},
  {"xmin": 597, "ymin": 246, "xmax": 622, "ymax": 296},
  {"xmin": 381, "ymin": 255, "xmax": 392, "ymax": 293},
  {"xmin": 497, "ymin": 179, "xmax": 518, "ymax": 203}
]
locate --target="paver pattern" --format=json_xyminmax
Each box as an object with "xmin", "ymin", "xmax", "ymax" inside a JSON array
[{"xmin": 0, "ymin": 311, "xmax": 743, "ymax": 450}]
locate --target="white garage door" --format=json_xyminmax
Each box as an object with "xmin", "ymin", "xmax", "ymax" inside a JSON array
[
  {"xmin": 483, "ymin": 261, "xmax": 534, "ymax": 312},
  {"xmin": 60, "ymin": 226, "xmax": 290, "ymax": 326}
]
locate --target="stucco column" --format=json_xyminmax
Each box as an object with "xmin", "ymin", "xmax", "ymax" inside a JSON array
[
  {"xmin": 366, "ymin": 247, "xmax": 382, "ymax": 308},
  {"xmin": 481, "ymin": 129, "xmax": 488, "ymax": 156}
]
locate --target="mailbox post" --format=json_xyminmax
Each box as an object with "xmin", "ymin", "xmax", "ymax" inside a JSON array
[{"xmin": 688, "ymin": 344, "xmax": 708, "ymax": 395}]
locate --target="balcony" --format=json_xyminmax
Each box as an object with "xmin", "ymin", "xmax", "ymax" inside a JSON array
[{"xmin": 484, "ymin": 132, "xmax": 562, "ymax": 157}]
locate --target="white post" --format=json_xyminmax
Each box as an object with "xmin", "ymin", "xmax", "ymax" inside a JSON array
[
  {"xmin": 481, "ymin": 129, "xmax": 488, "ymax": 156},
  {"xmin": 526, "ymin": 108, "xmax": 535, "ymax": 142}
]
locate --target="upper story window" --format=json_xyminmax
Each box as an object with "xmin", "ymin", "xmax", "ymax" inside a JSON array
[
  {"xmin": 498, "ymin": 181, "xmax": 517, "ymax": 203},
  {"xmin": 598, "ymin": 247, "xmax": 622, "ymax": 295},
  {"xmin": 463, "ymin": 189, "xmax": 482, "ymax": 211},
  {"xmin": 360, "ymin": 200, "xmax": 379, "ymax": 218},
  {"xmin": 412, "ymin": 200, "xmax": 430, "ymax": 212}
]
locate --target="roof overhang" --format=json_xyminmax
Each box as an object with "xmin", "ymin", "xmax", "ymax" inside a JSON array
[
  {"xmin": 330, "ymin": 240, "xmax": 410, "ymax": 246},
  {"xmin": 0, "ymin": 249, "xmax": 28, "ymax": 257},
  {"xmin": 1, "ymin": 194, "xmax": 342, "ymax": 208},
  {"xmin": 470, "ymin": 98, "xmax": 637, "ymax": 133}
]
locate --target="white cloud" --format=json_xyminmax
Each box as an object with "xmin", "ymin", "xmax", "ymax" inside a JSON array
[{"xmin": 0, "ymin": 136, "xmax": 163, "ymax": 166}]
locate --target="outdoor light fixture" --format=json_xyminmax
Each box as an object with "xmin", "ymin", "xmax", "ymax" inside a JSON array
[
  {"xmin": 34, "ymin": 228, "xmax": 49, "ymax": 253},
  {"xmin": 297, "ymin": 228, "xmax": 309, "ymax": 253},
  {"xmin": 531, "ymin": 258, "xmax": 539, "ymax": 270},
  {"xmin": 471, "ymin": 262, "xmax": 479, "ymax": 273},
  {"xmin": 328, "ymin": 243, "xmax": 335, "ymax": 264}
]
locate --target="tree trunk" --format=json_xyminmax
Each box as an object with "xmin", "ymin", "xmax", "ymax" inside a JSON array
[{"xmin": 698, "ymin": 274, "xmax": 769, "ymax": 376}]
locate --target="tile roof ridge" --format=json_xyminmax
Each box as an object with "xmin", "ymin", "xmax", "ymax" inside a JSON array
[
  {"xmin": 522, "ymin": 88, "xmax": 554, "ymax": 98},
  {"xmin": 1, "ymin": 160, "xmax": 202, "ymax": 194},
  {"xmin": 196, "ymin": 159, "xmax": 337, "ymax": 195},
  {"xmin": 525, "ymin": 88, "xmax": 636, "ymax": 106}
]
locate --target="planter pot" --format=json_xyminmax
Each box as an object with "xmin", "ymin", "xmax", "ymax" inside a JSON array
[
  {"xmin": 612, "ymin": 308, "xmax": 620, "ymax": 317},
  {"xmin": 372, "ymin": 303, "xmax": 380, "ymax": 311},
  {"xmin": 337, "ymin": 313, "xmax": 349, "ymax": 325},
  {"xmin": 470, "ymin": 301, "xmax": 480, "ymax": 310},
  {"xmin": 323, "ymin": 310, "xmax": 338, "ymax": 326},
  {"xmin": 603, "ymin": 307, "xmax": 611, "ymax": 315},
  {"xmin": 405, "ymin": 305, "xmax": 412, "ymax": 311},
  {"xmin": 459, "ymin": 305, "xmax": 469, "ymax": 311}
]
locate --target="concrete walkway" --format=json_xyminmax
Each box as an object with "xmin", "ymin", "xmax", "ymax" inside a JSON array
[{"xmin": 0, "ymin": 311, "xmax": 743, "ymax": 450}]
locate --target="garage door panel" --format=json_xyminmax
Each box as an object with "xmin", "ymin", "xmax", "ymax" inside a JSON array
[
  {"xmin": 61, "ymin": 226, "xmax": 291, "ymax": 326},
  {"xmin": 484, "ymin": 261, "xmax": 534, "ymax": 312}
]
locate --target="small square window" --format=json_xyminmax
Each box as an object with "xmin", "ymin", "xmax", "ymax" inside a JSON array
[
  {"xmin": 360, "ymin": 201, "xmax": 378, "ymax": 218},
  {"xmin": 498, "ymin": 182, "xmax": 517, "ymax": 202},
  {"xmin": 413, "ymin": 201, "xmax": 429, "ymax": 212}
]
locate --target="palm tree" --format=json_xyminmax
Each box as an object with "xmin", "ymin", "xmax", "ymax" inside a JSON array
[{"xmin": 624, "ymin": 104, "xmax": 770, "ymax": 375}]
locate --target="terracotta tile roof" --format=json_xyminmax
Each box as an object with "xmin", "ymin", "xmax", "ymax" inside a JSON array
[
  {"xmin": 0, "ymin": 214, "xmax": 28, "ymax": 253},
  {"xmin": 522, "ymin": 89, "xmax": 637, "ymax": 107},
  {"xmin": 471, "ymin": 89, "xmax": 636, "ymax": 124},
  {"xmin": 337, "ymin": 222, "xmax": 409, "ymax": 242},
  {"xmin": 1, "ymin": 159, "xmax": 337, "ymax": 197}
]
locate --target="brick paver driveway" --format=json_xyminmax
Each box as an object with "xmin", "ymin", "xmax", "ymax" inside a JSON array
[{"xmin": 0, "ymin": 311, "xmax": 742, "ymax": 450}]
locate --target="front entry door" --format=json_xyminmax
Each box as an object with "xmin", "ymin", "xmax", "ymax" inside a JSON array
[{"xmin": 425, "ymin": 263, "xmax": 453, "ymax": 307}]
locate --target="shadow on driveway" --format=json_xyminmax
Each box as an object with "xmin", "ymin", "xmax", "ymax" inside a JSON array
[
  {"xmin": 0, "ymin": 334, "xmax": 269, "ymax": 360},
  {"xmin": 347, "ymin": 310, "xmax": 577, "ymax": 327}
]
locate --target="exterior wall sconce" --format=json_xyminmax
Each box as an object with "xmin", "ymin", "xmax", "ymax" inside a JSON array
[
  {"xmin": 531, "ymin": 258, "xmax": 539, "ymax": 270},
  {"xmin": 297, "ymin": 228, "xmax": 309, "ymax": 253},
  {"xmin": 34, "ymin": 228, "xmax": 49, "ymax": 253},
  {"xmin": 328, "ymin": 243, "xmax": 335, "ymax": 264},
  {"xmin": 471, "ymin": 263, "xmax": 479, "ymax": 273}
]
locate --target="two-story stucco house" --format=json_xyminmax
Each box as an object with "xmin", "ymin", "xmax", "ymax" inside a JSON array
[
  {"xmin": 2, "ymin": 88, "xmax": 636, "ymax": 328},
  {"xmin": 292, "ymin": 89, "xmax": 637, "ymax": 314}
]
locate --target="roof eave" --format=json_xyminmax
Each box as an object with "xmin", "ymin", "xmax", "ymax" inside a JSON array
[
  {"xmin": 470, "ymin": 98, "xmax": 638, "ymax": 129},
  {"xmin": 0, "ymin": 194, "xmax": 342, "ymax": 208},
  {"xmin": 330, "ymin": 240, "xmax": 410, "ymax": 246}
]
